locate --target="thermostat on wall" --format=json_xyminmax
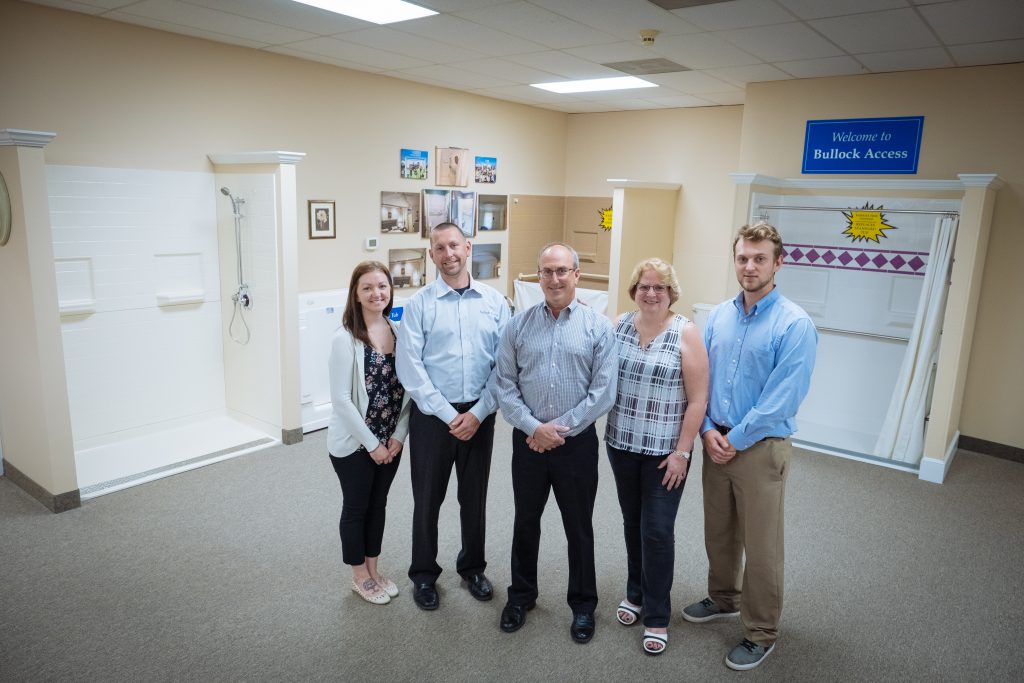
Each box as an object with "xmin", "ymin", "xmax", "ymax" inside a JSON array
[{"xmin": 365, "ymin": 236, "xmax": 379, "ymax": 251}]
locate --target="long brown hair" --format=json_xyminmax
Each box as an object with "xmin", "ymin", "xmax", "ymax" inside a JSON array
[{"xmin": 342, "ymin": 261, "xmax": 393, "ymax": 346}]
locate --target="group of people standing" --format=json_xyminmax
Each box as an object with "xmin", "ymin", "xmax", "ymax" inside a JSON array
[{"xmin": 327, "ymin": 220, "xmax": 817, "ymax": 671}]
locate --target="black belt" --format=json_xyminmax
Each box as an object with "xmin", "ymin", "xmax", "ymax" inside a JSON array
[{"xmin": 452, "ymin": 400, "xmax": 478, "ymax": 412}]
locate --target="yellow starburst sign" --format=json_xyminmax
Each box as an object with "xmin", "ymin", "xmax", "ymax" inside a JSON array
[
  {"xmin": 599, "ymin": 207, "xmax": 613, "ymax": 231},
  {"xmin": 841, "ymin": 203, "xmax": 897, "ymax": 243}
]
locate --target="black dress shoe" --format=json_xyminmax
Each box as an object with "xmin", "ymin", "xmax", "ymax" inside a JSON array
[
  {"xmin": 464, "ymin": 574, "xmax": 493, "ymax": 602},
  {"xmin": 413, "ymin": 582, "xmax": 439, "ymax": 611},
  {"xmin": 570, "ymin": 612, "xmax": 596, "ymax": 643},
  {"xmin": 499, "ymin": 601, "xmax": 535, "ymax": 633}
]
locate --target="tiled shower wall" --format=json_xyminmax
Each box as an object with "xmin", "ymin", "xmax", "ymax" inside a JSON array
[{"xmin": 48, "ymin": 166, "xmax": 226, "ymax": 445}]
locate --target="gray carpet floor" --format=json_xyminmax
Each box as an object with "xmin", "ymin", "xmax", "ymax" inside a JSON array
[{"xmin": 2, "ymin": 417, "xmax": 1023, "ymax": 682}]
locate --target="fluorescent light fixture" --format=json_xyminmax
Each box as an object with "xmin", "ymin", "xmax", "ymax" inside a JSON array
[
  {"xmin": 291, "ymin": 0, "xmax": 437, "ymax": 24},
  {"xmin": 530, "ymin": 76, "xmax": 658, "ymax": 94}
]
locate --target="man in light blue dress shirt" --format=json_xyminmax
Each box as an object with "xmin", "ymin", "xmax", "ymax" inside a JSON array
[
  {"xmin": 681, "ymin": 222, "xmax": 817, "ymax": 672},
  {"xmin": 396, "ymin": 223, "xmax": 510, "ymax": 611},
  {"xmin": 495, "ymin": 243, "xmax": 617, "ymax": 643}
]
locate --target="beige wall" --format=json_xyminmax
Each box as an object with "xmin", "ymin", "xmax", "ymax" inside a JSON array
[
  {"xmin": 506, "ymin": 194, "xmax": 565, "ymax": 296},
  {"xmin": 564, "ymin": 107, "xmax": 744, "ymax": 314},
  {"xmin": 737, "ymin": 65, "xmax": 1024, "ymax": 449},
  {"xmin": 0, "ymin": 0, "xmax": 568, "ymax": 298}
]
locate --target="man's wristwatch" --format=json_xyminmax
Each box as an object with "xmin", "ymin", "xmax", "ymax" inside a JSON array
[{"xmin": 672, "ymin": 449, "xmax": 691, "ymax": 461}]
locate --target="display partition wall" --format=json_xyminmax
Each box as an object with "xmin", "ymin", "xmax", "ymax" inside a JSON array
[{"xmin": 729, "ymin": 173, "xmax": 1002, "ymax": 483}]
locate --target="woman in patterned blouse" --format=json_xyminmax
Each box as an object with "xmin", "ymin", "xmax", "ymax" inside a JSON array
[
  {"xmin": 327, "ymin": 261, "xmax": 411, "ymax": 605},
  {"xmin": 605, "ymin": 258, "xmax": 709, "ymax": 655}
]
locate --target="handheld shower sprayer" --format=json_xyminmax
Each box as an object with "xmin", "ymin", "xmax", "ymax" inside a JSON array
[{"xmin": 221, "ymin": 187, "xmax": 251, "ymax": 344}]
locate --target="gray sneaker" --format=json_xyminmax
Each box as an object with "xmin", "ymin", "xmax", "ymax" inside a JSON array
[
  {"xmin": 681, "ymin": 597, "xmax": 739, "ymax": 623},
  {"xmin": 725, "ymin": 639, "xmax": 775, "ymax": 671}
]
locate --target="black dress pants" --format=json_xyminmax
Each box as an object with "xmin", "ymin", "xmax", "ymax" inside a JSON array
[
  {"xmin": 330, "ymin": 448, "xmax": 401, "ymax": 566},
  {"xmin": 507, "ymin": 424, "xmax": 599, "ymax": 614},
  {"xmin": 408, "ymin": 403, "xmax": 495, "ymax": 584}
]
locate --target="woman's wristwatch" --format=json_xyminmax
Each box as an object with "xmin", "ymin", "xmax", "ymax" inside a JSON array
[{"xmin": 672, "ymin": 449, "xmax": 691, "ymax": 461}]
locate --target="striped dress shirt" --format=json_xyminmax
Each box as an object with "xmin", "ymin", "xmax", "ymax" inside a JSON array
[{"xmin": 496, "ymin": 298, "xmax": 617, "ymax": 437}]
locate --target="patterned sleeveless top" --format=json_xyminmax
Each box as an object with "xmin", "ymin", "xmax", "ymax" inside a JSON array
[
  {"xmin": 363, "ymin": 333, "xmax": 404, "ymax": 445},
  {"xmin": 605, "ymin": 312, "xmax": 689, "ymax": 456}
]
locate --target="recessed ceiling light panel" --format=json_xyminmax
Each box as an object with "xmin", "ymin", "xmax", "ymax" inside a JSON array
[
  {"xmin": 292, "ymin": 0, "xmax": 437, "ymax": 25},
  {"xmin": 530, "ymin": 76, "xmax": 658, "ymax": 94}
]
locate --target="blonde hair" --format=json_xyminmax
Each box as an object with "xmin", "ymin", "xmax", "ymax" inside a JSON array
[
  {"xmin": 733, "ymin": 222, "xmax": 783, "ymax": 260},
  {"xmin": 627, "ymin": 258, "xmax": 680, "ymax": 305}
]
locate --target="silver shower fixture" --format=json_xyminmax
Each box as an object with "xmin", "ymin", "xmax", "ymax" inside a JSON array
[{"xmin": 221, "ymin": 187, "xmax": 251, "ymax": 344}]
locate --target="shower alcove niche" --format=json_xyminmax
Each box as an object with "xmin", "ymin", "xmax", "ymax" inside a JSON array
[
  {"xmin": 727, "ymin": 173, "xmax": 1001, "ymax": 483},
  {"xmin": 44, "ymin": 151, "xmax": 304, "ymax": 499}
]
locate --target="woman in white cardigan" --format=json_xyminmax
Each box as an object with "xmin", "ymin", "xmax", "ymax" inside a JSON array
[{"xmin": 328, "ymin": 261, "xmax": 411, "ymax": 605}]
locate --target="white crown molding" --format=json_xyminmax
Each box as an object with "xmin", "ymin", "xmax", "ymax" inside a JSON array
[
  {"xmin": 0, "ymin": 129, "xmax": 57, "ymax": 148},
  {"xmin": 208, "ymin": 151, "xmax": 306, "ymax": 166},
  {"xmin": 729, "ymin": 172, "xmax": 782, "ymax": 186},
  {"xmin": 957, "ymin": 173, "xmax": 1004, "ymax": 190},
  {"xmin": 731, "ymin": 171, "xmax": 967, "ymax": 191},
  {"xmin": 606, "ymin": 179, "xmax": 680, "ymax": 190}
]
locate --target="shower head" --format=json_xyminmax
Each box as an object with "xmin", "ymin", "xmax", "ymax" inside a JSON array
[
  {"xmin": 220, "ymin": 187, "xmax": 231, "ymax": 197},
  {"xmin": 220, "ymin": 187, "xmax": 244, "ymax": 215}
]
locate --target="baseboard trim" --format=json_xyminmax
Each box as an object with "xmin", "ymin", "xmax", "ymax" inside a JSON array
[
  {"xmin": 958, "ymin": 434, "xmax": 1024, "ymax": 464},
  {"xmin": 2, "ymin": 460, "xmax": 81, "ymax": 513},
  {"xmin": 919, "ymin": 431, "xmax": 959, "ymax": 484},
  {"xmin": 282, "ymin": 427, "xmax": 303, "ymax": 445}
]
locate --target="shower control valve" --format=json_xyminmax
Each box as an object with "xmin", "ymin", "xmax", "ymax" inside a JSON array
[{"xmin": 233, "ymin": 285, "xmax": 252, "ymax": 309}]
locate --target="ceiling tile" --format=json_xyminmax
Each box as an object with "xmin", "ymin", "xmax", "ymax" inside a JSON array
[
  {"xmin": 589, "ymin": 98, "xmax": 659, "ymax": 110},
  {"xmin": 653, "ymin": 32, "xmax": 762, "ymax": 69},
  {"xmin": 454, "ymin": 1, "xmax": 619, "ymax": 49},
  {"xmin": 381, "ymin": 69, "xmax": 466, "ymax": 90},
  {"xmin": 114, "ymin": 0, "xmax": 317, "ymax": 45},
  {"xmin": 283, "ymin": 37, "xmax": 431, "ymax": 70},
  {"xmin": 857, "ymin": 47, "xmax": 955, "ymax": 72},
  {"xmin": 642, "ymin": 70, "xmax": 739, "ymax": 93},
  {"xmin": 25, "ymin": 0, "xmax": 118, "ymax": 12},
  {"xmin": 705, "ymin": 63, "xmax": 794, "ymax": 87},
  {"xmin": 717, "ymin": 22, "xmax": 844, "ymax": 62},
  {"xmin": 563, "ymin": 42, "xmax": 661, "ymax": 64},
  {"xmin": 810, "ymin": 8, "xmax": 939, "ymax": 54},
  {"xmin": 268, "ymin": 46, "xmax": 388, "ymax": 73},
  {"xmin": 919, "ymin": 0, "xmax": 1024, "ymax": 45},
  {"xmin": 186, "ymin": 0, "xmax": 369, "ymax": 35},
  {"xmin": 396, "ymin": 14, "xmax": 548, "ymax": 56},
  {"xmin": 106, "ymin": 11, "xmax": 270, "ymax": 48},
  {"xmin": 507, "ymin": 51, "xmax": 621, "ymax": 79},
  {"xmin": 476, "ymin": 84, "xmax": 587, "ymax": 104},
  {"xmin": 643, "ymin": 94, "xmax": 715, "ymax": 107},
  {"xmin": 775, "ymin": 55, "xmax": 867, "ymax": 78},
  {"xmin": 529, "ymin": 0, "xmax": 704, "ymax": 40},
  {"xmin": 417, "ymin": 0, "xmax": 509, "ymax": 10},
  {"xmin": 673, "ymin": 0, "xmax": 796, "ymax": 31},
  {"xmin": 396, "ymin": 65, "xmax": 516, "ymax": 89},
  {"xmin": 339, "ymin": 26, "xmax": 485, "ymax": 63},
  {"xmin": 448, "ymin": 58, "xmax": 562, "ymax": 83},
  {"xmin": 777, "ymin": 0, "xmax": 907, "ymax": 20},
  {"xmin": 543, "ymin": 100, "xmax": 623, "ymax": 112},
  {"xmin": 949, "ymin": 39, "xmax": 1024, "ymax": 66}
]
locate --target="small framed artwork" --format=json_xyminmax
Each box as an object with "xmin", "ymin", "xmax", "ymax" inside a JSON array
[
  {"xmin": 471, "ymin": 243, "xmax": 502, "ymax": 280},
  {"xmin": 450, "ymin": 190, "xmax": 476, "ymax": 238},
  {"xmin": 308, "ymin": 200, "xmax": 336, "ymax": 239},
  {"xmin": 436, "ymin": 146, "xmax": 470, "ymax": 187},
  {"xmin": 422, "ymin": 188, "xmax": 452, "ymax": 237},
  {"xmin": 475, "ymin": 156, "xmax": 496, "ymax": 184},
  {"xmin": 478, "ymin": 194, "xmax": 507, "ymax": 231},
  {"xmin": 389, "ymin": 248, "xmax": 426, "ymax": 289},
  {"xmin": 380, "ymin": 191, "xmax": 421, "ymax": 234},
  {"xmin": 400, "ymin": 148, "xmax": 428, "ymax": 180}
]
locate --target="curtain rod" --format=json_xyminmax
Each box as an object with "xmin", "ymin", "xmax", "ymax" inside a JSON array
[{"xmin": 757, "ymin": 204, "xmax": 959, "ymax": 217}]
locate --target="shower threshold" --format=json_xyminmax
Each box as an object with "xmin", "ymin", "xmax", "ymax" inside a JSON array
[{"xmin": 76, "ymin": 415, "xmax": 277, "ymax": 499}]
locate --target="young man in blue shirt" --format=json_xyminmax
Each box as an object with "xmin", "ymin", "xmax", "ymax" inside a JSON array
[{"xmin": 682, "ymin": 222, "xmax": 818, "ymax": 671}]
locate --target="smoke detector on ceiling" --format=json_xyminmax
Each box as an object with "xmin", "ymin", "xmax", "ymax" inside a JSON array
[{"xmin": 640, "ymin": 29, "xmax": 660, "ymax": 46}]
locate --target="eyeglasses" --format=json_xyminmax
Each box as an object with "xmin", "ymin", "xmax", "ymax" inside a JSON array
[
  {"xmin": 637, "ymin": 284, "xmax": 668, "ymax": 294},
  {"xmin": 538, "ymin": 267, "xmax": 576, "ymax": 280}
]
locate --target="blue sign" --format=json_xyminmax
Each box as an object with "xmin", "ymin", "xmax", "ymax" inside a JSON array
[
  {"xmin": 389, "ymin": 306, "xmax": 404, "ymax": 323},
  {"xmin": 802, "ymin": 116, "xmax": 924, "ymax": 174}
]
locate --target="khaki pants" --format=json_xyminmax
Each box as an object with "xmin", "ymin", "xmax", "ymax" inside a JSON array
[{"xmin": 702, "ymin": 437, "xmax": 791, "ymax": 646}]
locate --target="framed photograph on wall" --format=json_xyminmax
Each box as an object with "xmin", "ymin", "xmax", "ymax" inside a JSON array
[
  {"xmin": 388, "ymin": 248, "xmax": 426, "ymax": 289},
  {"xmin": 380, "ymin": 191, "xmax": 421, "ymax": 234},
  {"xmin": 308, "ymin": 200, "xmax": 336, "ymax": 239},
  {"xmin": 450, "ymin": 190, "xmax": 476, "ymax": 238},
  {"xmin": 421, "ymin": 188, "xmax": 451, "ymax": 237},
  {"xmin": 471, "ymin": 243, "xmax": 502, "ymax": 280},
  {"xmin": 400, "ymin": 148, "xmax": 428, "ymax": 180},
  {"xmin": 436, "ymin": 146, "xmax": 470, "ymax": 187},
  {"xmin": 478, "ymin": 194, "xmax": 507, "ymax": 231},
  {"xmin": 475, "ymin": 156, "xmax": 496, "ymax": 184}
]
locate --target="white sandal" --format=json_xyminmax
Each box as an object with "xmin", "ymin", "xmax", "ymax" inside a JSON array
[
  {"xmin": 616, "ymin": 600, "xmax": 641, "ymax": 626},
  {"xmin": 643, "ymin": 630, "xmax": 668, "ymax": 656},
  {"xmin": 351, "ymin": 578, "xmax": 391, "ymax": 605},
  {"xmin": 376, "ymin": 575, "xmax": 399, "ymax": 598}
]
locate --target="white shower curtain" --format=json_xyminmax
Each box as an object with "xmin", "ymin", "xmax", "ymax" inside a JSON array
[{"xmin": 874, "ymin": 215, "xmax": 959, "ymax": 465}]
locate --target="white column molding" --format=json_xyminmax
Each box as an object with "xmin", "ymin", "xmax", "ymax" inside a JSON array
[
  {"xmin": 0, "ymin": 129, "xmax": 57, "ymax": 148},
  {"xmin": 208, "ymin": 151, "xmax": 306, "ymax": 165},
  {"xmin": 958, "ymin": 173, "xmax": 1004, "ymax": 190}
]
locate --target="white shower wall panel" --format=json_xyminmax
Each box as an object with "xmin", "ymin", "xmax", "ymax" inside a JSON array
[{"xmin": 48, "ymin": 165, "xmax": 226, "ymax": 445}]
